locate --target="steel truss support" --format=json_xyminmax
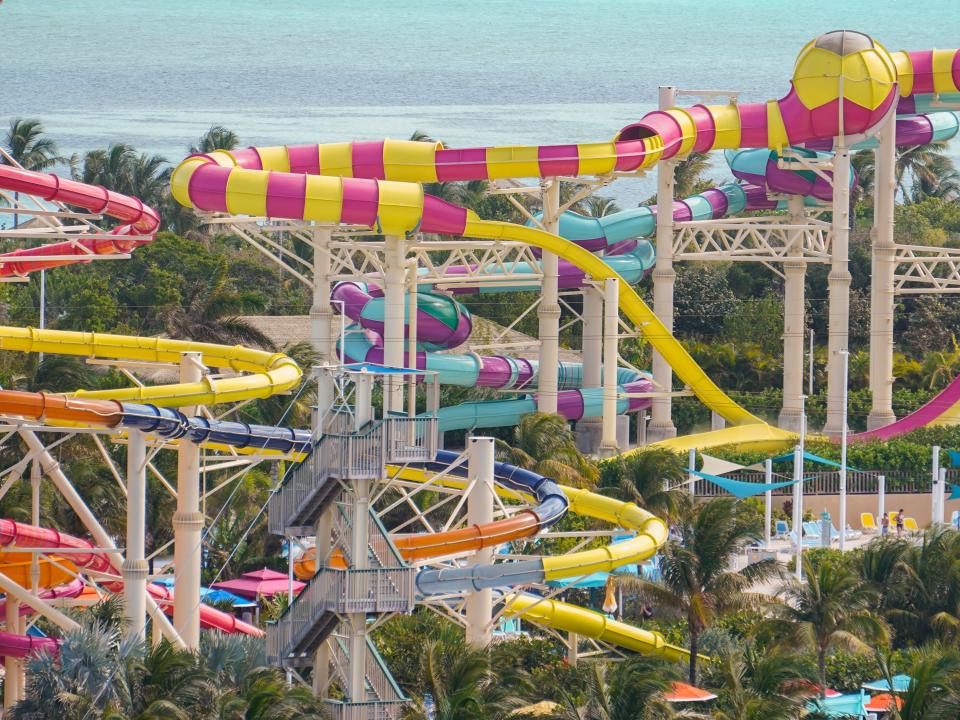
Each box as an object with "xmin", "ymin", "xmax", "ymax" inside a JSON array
[{"xmin": 537, "ymin": 179, "xmax": 561, "ymax": 414}]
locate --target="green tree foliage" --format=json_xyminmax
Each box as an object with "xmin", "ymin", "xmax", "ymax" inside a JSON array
[{"xmin": 495, "ymin": 412, "xmax": 599, "ymax": 487}]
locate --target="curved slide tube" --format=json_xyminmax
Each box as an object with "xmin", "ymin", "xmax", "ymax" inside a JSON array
[
  {"xmin": 0, "ymin": 519, "xmax": 263, "ymax": 638},
  {"xmin": 0, "ymin": 326, "xmax": 302, "ymax": 409},
  {"xmin": 0, "ymin": 165, "xmax": 160, "ymax": 277},
  {"xmin": 172, "ymin": 32, "xmax": 933, "ymax": 445}
]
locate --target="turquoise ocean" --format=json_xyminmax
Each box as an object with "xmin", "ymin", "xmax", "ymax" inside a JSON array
[{"xmin": 3, "ymin": 0, "xmax": 960, "ymax": 204}]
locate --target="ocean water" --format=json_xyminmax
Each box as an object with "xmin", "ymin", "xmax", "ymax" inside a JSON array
[{"xmin": 3, "ymin": 0, "xmax": 960, "ymax": 204}]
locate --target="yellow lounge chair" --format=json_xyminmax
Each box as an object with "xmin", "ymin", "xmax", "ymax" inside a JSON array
[
  {"xmin": 904, "ymin": 517, "xmax": 920, "ymax": 532},
  {"xmin": 861, "ymin": 513, "xmax": 878, "ymax": 533}
]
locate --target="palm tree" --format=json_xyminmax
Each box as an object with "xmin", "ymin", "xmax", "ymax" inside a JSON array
[
  {"xmin": 495, "ymin": 412, "xmax": 598, "ymax": 487},
  {"xmin": 888, "ymin": 644, "xmax": 960, "ymax": 720},
  {"xmin": 410, "ymin": 129, "xmax": 443, "ymax": 146},
  {"xmin": 711, "ymin": 643, "xmax": 812, "ymax": 720},
  {"xmin": 163, "ymin": 257, "xmax": 275, "ymax": 348},
  {"xmin": 407, "ymin": 635, "xmax": 525, "ymax": 720},
  {"xmin": 128, "ymin": 152, "xmax": 171, "ymax": 209},
  {"xmin": 884, "ymin": 527, "xmax": 960, "ymax": 646},
  {"xmin": 764, "ymin": 556, "xmax": 889, "ymax": 700},
  {"xmin": 576, "ymin": 196, "xmax": 621, "ymax": 218},
  {"xmin": 621, "ymin": 498, "xmax": 777, "ymax": 684},
  {"xmin": 549, "ymin": 657, "xmax": 697, "ymax": 720},
  {"xmin": 190, "ymin": 125, "xmax": 240, "ymax": 154},
  {"xmin": 673, "ymin": 152, "xmax": 712, "ymax": 197},
  {"xmin": 910, "ymin": 154, "xmax": 960, "ymax": 202},
  {"xmin": 598, "ymin": 447, "xmax": 689, "ymax": 521},
  {"xmin": 4, "ymin": 117, "xmax": 67, "ymax": 227}
]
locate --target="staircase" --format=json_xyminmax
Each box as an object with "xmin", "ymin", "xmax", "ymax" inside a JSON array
[{"xmin": 266, "ymin": 415, "xmax": 437, "ymax": 720}]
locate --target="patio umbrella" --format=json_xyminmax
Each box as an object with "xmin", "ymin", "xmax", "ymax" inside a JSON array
[
  {"xmin": 210, "ymin": 567, "xmax": 305, "ymax": 600},
  {"xmin": 862, "ymin": 674, "xmax": 912, "ymax": 693},
  {"xmin": 664, "ymin": 682, "xmax": 718, "ymax": 703},
  {"xmin": 149, "ymin": 576, "xmax": 258, "ymax": 608},
  {"xmin": 806, "ymin": 691, "xmax": 868, "ymax": 718}
]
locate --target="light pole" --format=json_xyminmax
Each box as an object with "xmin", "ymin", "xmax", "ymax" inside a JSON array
[
  {"xmin": 838, "ymin": 349, "xmax": 849, "ymax": 552},
  {"xmin": 793, "ymin": 394, "xmax": 806, "ymax": 580}
]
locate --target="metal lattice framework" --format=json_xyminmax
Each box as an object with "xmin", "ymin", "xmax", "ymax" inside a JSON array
[
  {"xmin": 893, "ymin": 243, "xmax": 960, "ymax": 294},
  {"xmin": 369, "ymin": 459, "xmax": 634, "ymax": 660},
  {"xmin": 673, "ymin": 215, "xmax": 834, "ymax": 271}
]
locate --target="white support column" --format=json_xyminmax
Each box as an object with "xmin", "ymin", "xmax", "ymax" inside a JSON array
[
  {"xmin": 4, "ymin": 597, "xmax": 21, "ymax": 708},
  {"xmin": 839, "ymin": 349, "xmax": 849, "ymax": 552},
  {"xmin": 465, "ymin": 437, "xmax": 495, "ymax": 647},
  {"xmin": 538, "ymin": 179, "xmax": 561, "ymax": 415},
  {"xmin": 348, "ymin": 475, "xmax": 370, "ymax": 701},
  {"xmin": 407, "ymin": 258, "xmax": 419, "ymax": 418},
  {"xmin": 123, "ymin": 429, "xmax": 148, "ymax": 641},
  {"xmin": 383, "ymin": 234, "xmax": 406, "ymax": 415},
  {"xmin": 29, "ymin": 460, "xmax": 40, "ymax": 594},
  {"xmin": 312, "ymin": 501, "xmax": 334, "ymax": 697},
  {"xmin": 937, "ymin": 468, "xmax": 947, "ymax": 526},
  {"xmin": 600, "ymin": 278, "xmax": 620, "ymax": 457},
  {"xmin": 793, "ymin": 445, "xmax": 803, "ymax": 580},
  {"xmin": 582, "ymin": 286, "xmax": 603, "ymax": 390},
  {"xmin": 868, "ymin": 111, "xmax": 898, "ymax": 429},
  {"xmin": 878, "ymin": 475, "xmax": 886, "ymax": 526},
  {"xmin": 355, "ymin": 373, "xmax": 374, "ymax": 430},
  {"xmin": 649, "ymin": 86, "xmax": 678, "ymax": 442},
  {"xmin": 311, "ymin": 227, "xmax": 336, "ymax": 361},
  {"xmin": 173, "ymin": 351, "xmax": 203, "ymax": 649},
  {"xmin": 824, "ymin": 147, "xmax": 852, "ymax": 435},
  {"xmin": 575, "ymin": 283, "xmax": 603, "ymax": 453},
  {"xmin": 932, "ymin": 446, "xmax": 941, "ymax": 527},
  {"xmin": 779, "ymin": 196, "xmax": 807, "ymax": 432},
  {"xmin": 18, "ymin": 429, "xmax": 183, "ymax": 647},
  {"xmin": 764, "ymin": 459, "xmax": 773, "ymax": 550},
  {"xmin": 688, "ymin": 448, "xmax": 697, "ymax": 497}
]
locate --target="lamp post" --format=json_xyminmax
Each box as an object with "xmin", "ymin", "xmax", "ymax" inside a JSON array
[{"xmin": 838, "ymin": 349, "xmax": 849, "ymax": 552}]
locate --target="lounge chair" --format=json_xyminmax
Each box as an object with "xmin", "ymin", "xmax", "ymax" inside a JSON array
[
  {"xmin": 774, "ymin": 520, "xmax": 790, "ymax": 539},
  {"xmin": 904, "ymin": 517, "xmax": 920, "ymax": 533},
  {"xmin": 952, "ymin": 510, "xmax": 960, "ymax": 530},
  {"xmin": 861, "ymin": 513, "xmax": 878, "ymax": 533},
  {"xmin": 831, "ymin": 523, "xmax": 862, "ymax": 541},
  {"xmin": 789, "ymin": 530, "xmax": 820, "ymax": 548}
]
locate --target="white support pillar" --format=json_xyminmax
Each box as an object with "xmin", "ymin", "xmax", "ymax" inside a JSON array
[
  {"xmin": 29, "ymin": 460, "xmax": 40, "ymax": 594},
  {"xmin": 649, "ymin": 86, "xmax": 678, "ymax": 442},
  {"xmin": 173, "ymin": 351, "xmax": 203, "ymax": 649},
  {"xmin": 538, "ymin": 179, "xmax": 561, "ymax": 415},
  {"xmin": 868, "ymin": 111, "xmax": 898, "ymax": 429},
  {"xmin": 123, "ymin": 429, "xmax": 148, "ymax": 641},
  {"xmin": 566, "ymin": 631, "xmax": 579, "ymax": 667},
  {"xmin": 839, "ymin": 349, "xmax": 849, "ymax": 552},
  {"xmin": 354, "ymin": 372, "xmax": 374, "ymax": 430},
  {"xmin": 18, "ymin": 429, "xmax": 183, "ymax": 647},
  {"xmin": 600, "ymin": 278, "xmax": 620, "ymax": 456},
  {"xmin": 688, "ymin": 448, "xmax": 697, "ymax": 497},
  {"xmin": 4, "ymin": 597, "xmax": 21, "ymax": 708},
  {"xmin": 311, "ymin": 227, "xmax": 336, "ymax": 361},
  {"xmin": 793, "ymin": 445, "xmax": 804, "ymax": 580},
  {"xmin": 407, "ymin": 258, "xmax": 419, "ymax": 418},
  {"xmin": 383, "ymin": 234, "xmax": 406, "ymax": 415},
  {"xmin": 932, "ymin": 446, "xmax": 941, "ymax": 527},
  {"xmin": 348, "ymin": 474, "xmax": 370, "ymax": 701},
  {"xmin": 779, "ymin": 196, "xmax": 807, "ymax": 432},
  {"xmin": 937, "ymin": 468, "xmax": 947, "ymax": 526},
  {"xmin": 582, "ymin": 286, "xmax": 603, "ymax": 390},
  {"xmin": 878, "ymin": 475, "xmax": 886, "ymax": 526},
  {"xmin": 764, "ymin": 459, "xmax": 773, "ymax": 550},
  {"xmin": 824, "ymin": 147, "xmax": 852, "ymax": 435},
  {"xmin": 312, "ymin": 501, "xmax": 334, "ymax": 698},
  {"xmin": 465, "ymin": 437, "xmax": 495, "ymax": 647}
]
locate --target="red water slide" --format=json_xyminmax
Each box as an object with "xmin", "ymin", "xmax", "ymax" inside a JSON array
[{"xmin": 0, "ymin": 165, "xmax": 160, "ymax": 276}]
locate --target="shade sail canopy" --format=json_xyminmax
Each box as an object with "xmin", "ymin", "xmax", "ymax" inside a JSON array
[
  {"xmin": 862, "ymin": 674, "xmax": 912, "ymax": 693},
  {"xmin": 687, "ymin": 468, "xmax": 799, "ymax": 499},
  {"xmin": 664, "ymin": 682, "xmax": 717, "ymax": 703}
]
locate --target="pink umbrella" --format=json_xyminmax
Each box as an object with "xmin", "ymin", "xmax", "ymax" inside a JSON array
[{"xmin": 210, "ymin": 568, "xmax": 305, "ymax": 600}]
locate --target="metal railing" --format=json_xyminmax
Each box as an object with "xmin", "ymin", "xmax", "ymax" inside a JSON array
[
  {"xmin": 270, "ymin": 417, "xmax": 440, "ymax": 535},
  {"xmin": 267, "ymin": 567, "xmax": 415, "ymax": 660},
  {"xmin": 384, "ymin": 416, "xmax": 438, "ymax": 464},
  {"xmin": 325, "ymin": 700, "xmax": 406, "ymax": 720},
  {"xmin": 692, "ymin": 469, "xmax": 960, "ymax": 497}
]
